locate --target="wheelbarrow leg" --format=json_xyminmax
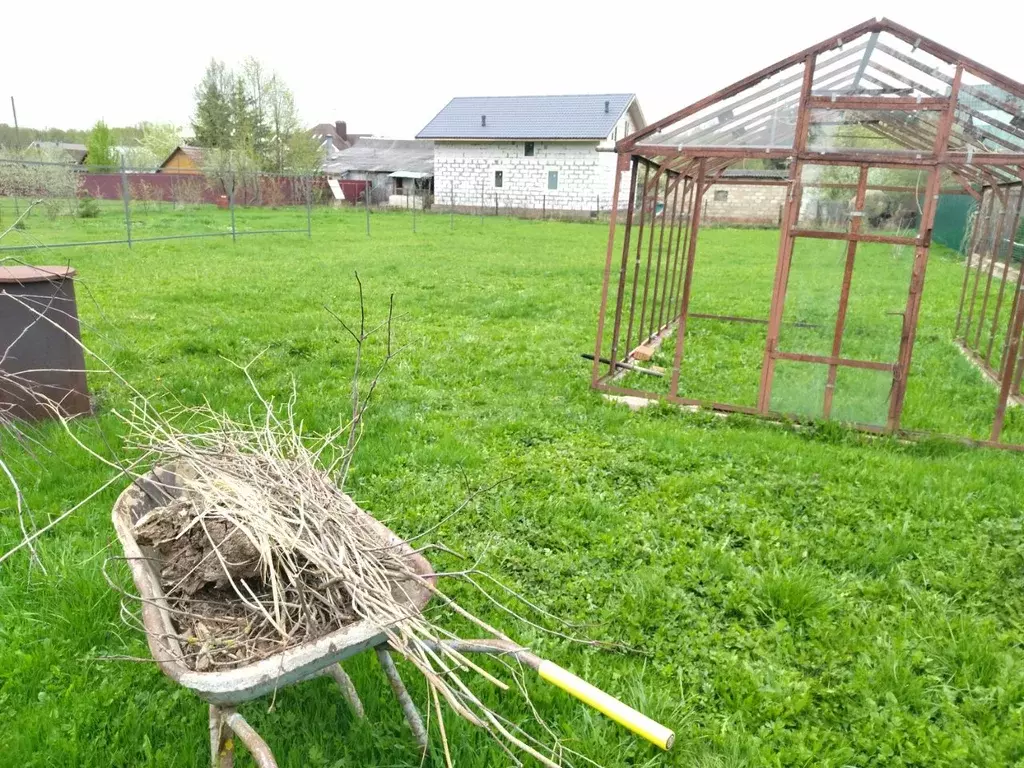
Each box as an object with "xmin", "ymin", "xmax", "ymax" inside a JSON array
[
  {"xmin": 375, "ymin": 645, "xmax": 428, "ymax": 751},
  {"xmin": 209, "ymin": 705, "xmax": 234, "ymax": 768},
  {"xmin": 210, "ymin": 705, "xmax": 280, "ymax": 768},
  {"xmin": 327, "ymin": 663, "xmax": 365, "ymax": 718}
]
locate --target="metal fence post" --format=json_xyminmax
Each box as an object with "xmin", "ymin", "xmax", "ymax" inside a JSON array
[
  {"xmin": 543, "ymin": 195, "xmax": 546, "ymax": 219},
  {"xmin": 305, "ymin": 175, "xmax": 312, "ymax": 239},
  {"xmin": 412, "ymin": 185, "xmax": 417, "ymax": 233},
  {"xmin": 120, "ymin": 156, "xmax": 132, "ymax": 249},
  {"xmin": 494, "ymin": 193, "xmax": 498, "ymax": 216},
  {"xmin": 10, "ymin": 97, "xmax": 21, "ymax": 217},
  {"xmin": 365, "ymin": 182, "xmax": 371, "ymax": 237},
  {"xmin": 480, "ymin": 180, "xmax": 484, "ymax": 224},
  {"xmin": 450, "ymin": 179, "xmax": 454, "ymax": 230},
  {"xmin": 229, "ymin": 170, "xmax": 237, "ymax": 244}
]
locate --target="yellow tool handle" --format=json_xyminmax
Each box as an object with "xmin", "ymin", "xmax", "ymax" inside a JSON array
[{"xmin": 537, "ymin": 661, "xmax": 675, "ymax": 750}]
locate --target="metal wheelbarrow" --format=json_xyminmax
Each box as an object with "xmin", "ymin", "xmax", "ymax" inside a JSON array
[{"xmin": 113, "ymin": 466, "xmax": 674, "ymax": 767}]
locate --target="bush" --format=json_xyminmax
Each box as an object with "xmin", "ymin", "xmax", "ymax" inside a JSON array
[{"xmin": 78, "ymin": 195, "xmax": 100, "ymax": 218}]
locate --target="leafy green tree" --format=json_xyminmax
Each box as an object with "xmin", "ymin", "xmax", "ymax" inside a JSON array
[
  {"xmin": 229, "ymin": 79, "xmax": 255, "ymax": 155},
  {"xmin": 192, "ymin": 59, "xmax": 235, "ymax": 149},
  {"xmin": 86, "ymin": 120, "xmax": 116, "ymax": 169},
  {"xmin": 139, "ymin": 122, "xmax": 182, "ymax": 164},
  {"xmin": 192, "ymin": 57, "xmax": 320, "ymax": 175}
]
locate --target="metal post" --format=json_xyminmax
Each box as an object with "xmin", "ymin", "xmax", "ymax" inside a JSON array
[
  {"xmin": 543, "ymin": 194, "xmax": 546, "ymax": 219},
  {"xmin": 480, "ymin": 179, "xmax": 484, "ymax": 224},
  {"xmin": 305, "ymin": 175, "xmax": 312, "ymax": 239},
  {"xmin": 229, "ymin": 170, "xmax": 237, "ymax": 244},
  {"xmin": 593, "ymin": 153, "xmax": 633, "ymax": 383},
  {"xmin": 669, "ymin": 159, "xmax": 708, "ymax": 398},
  {"xmin": 450, "ymin": 179, "xmax": 454, "ymax": 230},
  {"xmin": 412, "ymin": 184, "xmax": 417, "ymax": 233},
  {"xmin": 365, "ymin": 181, "xmax": 371, "ymax": 237},
  {"xmin": 494, "ymin": 193, "xmax": 498, "ymax": 216},
  {"xmin": 120, "ymin": 156, "xmax": 132, "ymax": 249},
  {"xmin": 10, "ymin": 97, "xmax": 21, "ymax": 217}
]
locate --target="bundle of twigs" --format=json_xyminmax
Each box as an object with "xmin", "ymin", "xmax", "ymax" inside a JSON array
[
  {"xmin": 117, "ymin": 396, "xmax": 593, "ymax": 766},
  {"xmin": 0, "ymin": 273, "xmax": 600, "ymax": 767}
]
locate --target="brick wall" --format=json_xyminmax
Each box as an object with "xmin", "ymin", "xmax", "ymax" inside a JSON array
[{"xmin": 701, "ymin": 183, "xmax": 786, "ymax": 225}]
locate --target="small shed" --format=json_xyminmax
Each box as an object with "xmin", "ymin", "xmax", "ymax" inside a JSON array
[
  {"xmin": 321, "ymin": 139, "xmax": 434, "ymax": 205},
  {"xmin": 27, "ymin": 141, "xmax": 88, "ymax": 165},
  {"xmin": 157, "ymin": 146, "xmax": 206, "ymax": 175}
]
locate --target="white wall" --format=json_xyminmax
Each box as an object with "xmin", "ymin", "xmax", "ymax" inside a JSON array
[
  {"xmin": 431, "ymin": 103, "xmax": 641, "ymax": 214},
  {"xmin": 434, "ymin": 140, "xmax": 622, "ymax": 213}
]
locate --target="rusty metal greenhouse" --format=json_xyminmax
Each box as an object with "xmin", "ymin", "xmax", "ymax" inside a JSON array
[{"xmin": 592, "ymin": 18, "xmax": 1024, "ymax": 448}]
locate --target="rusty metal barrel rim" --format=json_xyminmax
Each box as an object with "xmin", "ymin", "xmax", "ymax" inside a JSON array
[{"xmin": 0, "ymin": 265, "xmax": 77, "ymax": 284}]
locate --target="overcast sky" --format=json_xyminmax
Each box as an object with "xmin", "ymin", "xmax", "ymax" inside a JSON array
[{"xmin": 3, "ymin": 0, "xmax": 1023, "ymax": 139}]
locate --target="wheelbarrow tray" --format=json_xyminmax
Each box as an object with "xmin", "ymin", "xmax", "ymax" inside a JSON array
[{"xmin": 112, "ymin": 464, "xmax": 434, "ymax": 706}]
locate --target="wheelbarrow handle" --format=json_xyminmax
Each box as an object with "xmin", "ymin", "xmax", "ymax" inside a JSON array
[
  {"xmin": 536, "ymin": 661, "xmax": 674, "ymax": 751},
  {"xmin": 420, "ymin": 639, "xmax": 675, "ymax": 751}
]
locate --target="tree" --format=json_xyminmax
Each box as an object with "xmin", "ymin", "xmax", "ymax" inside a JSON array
[
  {"xmin": 86, "ymin": 120, "xmax": 115, "ymax": 169},
  {"xmin": 191, "ymin": 57, "xmax": 320, "ymax": 174},
  {"xmin": 229, "ymin": 78, "xmax": 255, "ymax": 155},
  {"xmin": 139, "ymin": 122, "xmax": 182, "ymax": 164},
  {"xmin": 0, "ymin": 145, "xmax": 83, "ymax": 217},
  {"xmin": 192, "ymin": 59, "xmax": 235, "ymax": 150},
  {"xmin": 241, "ymin": 57, "xmax": 272, "ymax": 163},
  {"xmin": 266, "ymin": 77, "xmax": 321, "ymax": 173}
]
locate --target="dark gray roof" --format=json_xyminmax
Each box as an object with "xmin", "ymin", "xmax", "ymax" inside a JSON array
[
  {"xmin": 720, "ymin": 169, "xmax": 789, "ymax": 179},
  {"xmin": 416, "ymin": 94, "xmax": 636, "ymax": 140},
  {"xmin": 28, "ymin": 141, "xmax": 88, "ymax": 164},
  {"xmin": 322, "ymin": 138, "xmax": 434, "ymax": 175}
]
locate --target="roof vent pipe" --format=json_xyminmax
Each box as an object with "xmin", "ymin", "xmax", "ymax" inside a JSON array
[
  {"xmin": 604, "ymin": 100, "xmax": 610, "ymax": 113},
  {"xmin": 481, "ymin": 114, "xmax": 486, "ymax": 127}
]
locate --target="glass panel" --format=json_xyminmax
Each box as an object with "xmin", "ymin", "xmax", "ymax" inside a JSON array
[
  {"xmin": 548, "ymin": 171, "xmax": 558, "ymax": 191},
  {"xmin": 839, "ymin": 241, "xmax": 914, "ymax": 363},
  {"xmin": 866, "ymin": 32, "xmax": 958, "ymax": 99},
  {"xmin": 899, "ymin": 240, "xmax": 996, "ymax": 440},
  {"xmin": 638, "ymin": 59, "xmax": 810, "ymax": 150},
  {"xmin": 778, "ymin": 238, "xmax": 846, "ymax": 356},
  {"xmin": 806, "ymin": 108, "xmax": 940, "ymax": 153},
  {"xmin": 953, "ymin": 77, "xmax": 1024, "ymax": 154},
  {"xmin": 672, "ymin": 316, "xmax": 766, "ymax": 407},
  {"xmin": 830, "ymin": 366, "xmax": 893, "ymax": 426},
  {"xmin": 798, "ymin": 164, "xmax": 858, "ymax": 233},
  {"xmin": 771, "ymin": 360, "xmax": 827, "ymax": 420}
]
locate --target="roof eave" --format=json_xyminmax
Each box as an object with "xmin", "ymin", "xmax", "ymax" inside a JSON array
[{"xmin": 419, "ymin": 136, "xmax": 607, "ymax": 142}]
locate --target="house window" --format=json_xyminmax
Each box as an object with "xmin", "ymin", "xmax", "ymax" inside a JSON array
[
  {"xmin": 494, "ymin": 170, "xmax": 504, "ymax": 188},
  {"xmin": 547, "ymin": 170, "xmax": 559, "ymax": 191},
  {"xmin": 714, "ymin": 189, "xmax": 729, "ymax": 202},
  {"xmin": 524, "ymin": 142, "xmax": 535, "ymax": 157},
  {"xmin": 394, "ymin": 178, "xmax": 405, "ymax": 194}
]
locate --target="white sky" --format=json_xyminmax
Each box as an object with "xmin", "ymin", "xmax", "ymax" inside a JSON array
[{"xmin": 3, "ymin": 0, "xmax": 1023, "ymax": 139}]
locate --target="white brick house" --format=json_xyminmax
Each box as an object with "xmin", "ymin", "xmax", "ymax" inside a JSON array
[{"xmin": 416, "ymin": 94, "xmax": 645, "ymax": 215}]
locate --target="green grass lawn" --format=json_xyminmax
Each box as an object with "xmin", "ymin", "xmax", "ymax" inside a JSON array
[{"xmin": 2, "ymin": 204, "xmax": 1024, "ymax": 767}]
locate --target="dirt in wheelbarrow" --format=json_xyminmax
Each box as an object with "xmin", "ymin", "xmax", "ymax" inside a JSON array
[{"xmin": 135, "ymin": 498, "xmax": 359, "ymax": 671}]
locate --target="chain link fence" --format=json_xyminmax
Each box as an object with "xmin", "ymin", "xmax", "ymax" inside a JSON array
[
  {"xmin": 340, "ymin": 177, "xmax": 618, "ymax": 235},
  {"xmin": 0, "ymin": 157, "xmax": 322, "ymax": 251}
]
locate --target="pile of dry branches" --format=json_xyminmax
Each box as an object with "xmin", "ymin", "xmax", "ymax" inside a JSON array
[{"xmin": 1, "ymin": 271, "xmax": 601, "ymax": 767}]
